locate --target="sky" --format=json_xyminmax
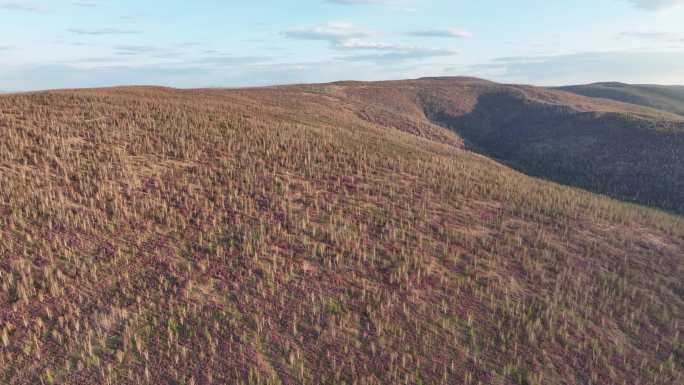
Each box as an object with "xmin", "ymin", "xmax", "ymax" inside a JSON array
[{"xmin": 1, "ymin": 0, "xmax": 684, "ymax": 91}]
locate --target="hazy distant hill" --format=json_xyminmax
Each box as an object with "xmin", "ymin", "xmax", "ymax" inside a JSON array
[
  {"xmin": 0, "ymin": 79, "xmax": 682, "ymax": 385},
  {"xmin": 557, "ymin": 82, "xmax": 684, "ymax": 117}
]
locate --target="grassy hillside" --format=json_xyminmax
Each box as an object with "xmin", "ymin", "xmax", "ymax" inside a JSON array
[
  {"xmin": 279, "ymin": 77, "xmax": 684, "ymax": 214},
  {"xmin": 0, "ymin": 83, "xmax": 683, "ymax": 385},
  {"xmin": 557, "ymin": 82, "xmax": 684, "ymax": 117}
]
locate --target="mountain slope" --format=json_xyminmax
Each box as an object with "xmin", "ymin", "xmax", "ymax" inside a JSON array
[
  {"xmin": 556, "ymin": 82, "xmax": 684, "ymax": 117},
  {"xmin": 284, "ymin": 77, "xmax": 684, "ymax": 214},
  {"xmin": 0, "ymin": 84, "xmax": 683, "ymax": 385}
]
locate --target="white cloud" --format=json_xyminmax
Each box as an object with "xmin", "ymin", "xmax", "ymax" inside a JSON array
[
  {"xmin": 284, "ymin": 22, "xmax": 457, "ymax": 63},
  {"xmin": 326, "ymin": 0, "xmax": 416, "ymax": 11},
  {"xmin": 339, "ymin": 39, "xmax": 413, "ymax": 51},
  {"xmin": 283, "ymin": 22, "xmax": 371, "ymax": 44},
  {"xmin": 284, "ymin": 22, "xmax": 405, "ymax": 52},
  {"xmin": 626, "ymin": 0, "xmax": 684, "ymax": 10},
  {"xmin": 341, "ymin": 48, "xmax": 457, "ymax": 64},
  {"xmin": 198, "ymin": 56, "xmax": 271, "ymax": 66},
  {"xmin": 0, "ymin": 1, "xmax": 44, "ymax": 12},
  {"xmin": 68, "ymin": 28, "xmax": 142, "ymax": 36},
  {"xmin": 409, "ymin": 29, "xmax": 472, "ymax": 38},
  {"xmin": 73, "ymin": 1, "xmax": 99, "ymax": 7},
  {"xmin": 621, "ymin": 31, "xmax": 676, "ymax": 39}
]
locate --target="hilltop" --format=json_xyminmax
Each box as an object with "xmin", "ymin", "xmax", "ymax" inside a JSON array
[
  {"xmin": 557, "ymin": 82, "xmax": 684, "ymax": 117},
  {"xmin": 0, "ymin": 79, "xmax": 683, "ymax": 385}
]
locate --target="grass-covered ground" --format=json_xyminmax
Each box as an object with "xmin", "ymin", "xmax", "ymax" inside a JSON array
[{"xmin": 0, "ymin": 82, "xmax": 683, "ymax": 385}]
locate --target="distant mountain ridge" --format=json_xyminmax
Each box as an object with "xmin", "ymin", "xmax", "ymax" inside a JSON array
[{"xmin": 556, "ymin": 82, "xmax": 684, "ymax": 116}]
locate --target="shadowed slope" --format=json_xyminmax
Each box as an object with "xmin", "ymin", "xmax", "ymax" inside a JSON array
[
  {"xmin": 417, "ymin": 83, "xmax": 684, "ymax": 215},
  {"xmin": 0, "ymin": 85, "xmax": 683, "ymax": 385}
]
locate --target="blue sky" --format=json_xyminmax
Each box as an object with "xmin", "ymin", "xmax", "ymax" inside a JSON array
[{"xmin": 1, "ymin": 0, "xmax": 683, "ymax": 90}]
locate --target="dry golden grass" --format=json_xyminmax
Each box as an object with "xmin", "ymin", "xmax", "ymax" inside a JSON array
[{"xmin": 0, "ymin": 81, "xmax": 682, "ymax": 385}]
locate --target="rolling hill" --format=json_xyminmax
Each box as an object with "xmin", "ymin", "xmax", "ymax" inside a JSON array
[
  {"xmin": 0, "ymin": 79, "xmax": 683, "ymax": 385},
  {"xmin": 290, "ymin": 77, "xmax": 684, "ymax": 214},
  {"xmin": 557, "ymin": 82, "xmax": 684, "ymax": 117}
]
